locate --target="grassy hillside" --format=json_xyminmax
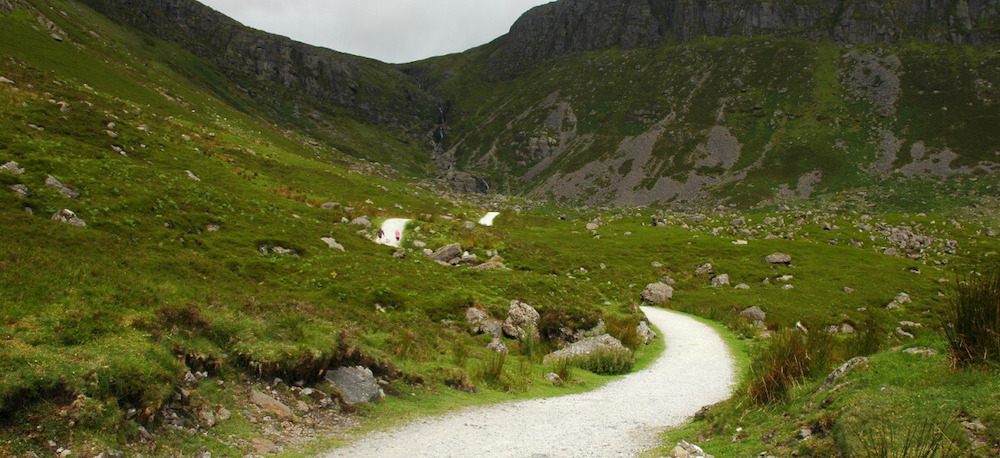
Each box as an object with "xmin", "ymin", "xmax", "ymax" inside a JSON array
[{"xmin": 1, "ymin": 0, "xmax": 1000, "ymax": 457}]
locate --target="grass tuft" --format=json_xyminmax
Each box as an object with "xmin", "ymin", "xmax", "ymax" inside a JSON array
[{"xmin": 946, "ymin": 267, "xmax": 1000, "ymax": 367}]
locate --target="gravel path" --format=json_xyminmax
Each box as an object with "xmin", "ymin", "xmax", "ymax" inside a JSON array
[
  {"xmin": 324, "ymin": 306, "xmax": 736, "ymax": 457},
  {"xmin": 377, "ymin": 218, "xmax": 409, "ymax": 247},
  {"xmin": 479, "ymin": 211, "xmax": 501, "ymax": 226}
]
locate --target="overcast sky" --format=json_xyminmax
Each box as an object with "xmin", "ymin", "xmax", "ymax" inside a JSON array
[{"xmin": 197, "ymin": 0, "xmax": 552, "ymax": 64}]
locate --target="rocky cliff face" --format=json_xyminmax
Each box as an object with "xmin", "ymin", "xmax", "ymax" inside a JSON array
[
  {"xmin": 490, "ymin": 0, "xmax": 1000, "ymax": 75},
  {"xmin": 79, "ymin": 0, "xmax": 440, "ymax": 131}
]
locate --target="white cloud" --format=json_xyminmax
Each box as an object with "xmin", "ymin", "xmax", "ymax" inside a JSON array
[{"xmin": 198, "ymin": 0, "xmax": 552, "ymax": 63}]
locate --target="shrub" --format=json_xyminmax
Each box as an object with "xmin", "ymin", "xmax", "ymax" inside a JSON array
[
  {"xmin": 746, "ymin": 329, "xmax": 812, "ymax": 404},
  {"xmin": 945, "ymin": 267, "xmax": 1000, "ymax": 367},
  {"xmin": 574, "ymin": 348, "xmax": 634, "ymax": 375}
]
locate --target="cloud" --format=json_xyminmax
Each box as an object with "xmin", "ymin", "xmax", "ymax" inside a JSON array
[{"xmin": 198, "ymin": 0, "xmax": 552, "ymax": 63}]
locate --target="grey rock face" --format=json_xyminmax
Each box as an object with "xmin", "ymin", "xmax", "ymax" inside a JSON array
[
  {"xmin": 320, "ymin": 237, "xmax": 345, "ymax": 251},
  {"xmin": 349, "ymin": 216, "xmax": 371, "ymax": 228},
  {"xmin": 45, "ymin": 175, "xmax": 79, "ymax": 199},
  {"xmin": 695, "ymin": 263, "xmax": 714, "ymax": 275},
  {"xmin": 641, "ymin": 282, "xmax": 673, "ymax": 304},
  {"xmin": 503, "ymin": 299, "xmax": 540, "ymax": 340},
  {"xmin": 543, "ymin": 334, "xmax": 630, "ymax": 365},
  {"xmin": 430, "ymin": 243, "xmax": 462, "ymax": 263},
  {"xmin": 324, "ymin": 366, "xmax": 384, "ymax": 404}
]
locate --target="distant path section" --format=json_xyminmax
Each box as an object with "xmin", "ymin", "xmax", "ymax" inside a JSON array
[
  {"xmin": 324, "ymin": 306, "xmax": 736, "ymax": 458},
  {"xmin": 478, "ymin": 211, "xmax": 500, "ymax": 226},
  {"xmin": 376, "ymin": 218, "xmax": 410, "ymax": 247}
]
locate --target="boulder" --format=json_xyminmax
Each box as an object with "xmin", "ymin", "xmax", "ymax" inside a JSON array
[
  {"xmin": 349, "ymin": 216, "xmax": 371, "ymax": 228},
  {"xmin": 729, "ymin": 217, "xmax": 746, "ymax": 228},
  {"xmin": 636, "ymin": 321, "xmax": 656, "ymax": 344},
  {"xmin": 640, "ymin": 282, "xmax": 673, "ymax": 305},
  {"xmin": 710, "ymin": 274, "xmax": 730, "ymax": 287},
  {"xmin": 544, "ymin": 372, "xmax": 563, "ymax": 386},
  {"xmin": 502, "ymin": 299, "xmax": 540, "ymax": 340},
  {"xmin": 543, "ymin": 334, "xmax": 630, "ymax": 365},
  {"xmin": 430, "ymin": 243, "xmax": 462, "ymax": 263},
  {"xmin": 324, "ymin": 366, "xmax": 384, "ymax": 404},
  {"xmin": 817, "ymin": 356, "xmax": 868, "ymax": 392},
  {"xmin": 462, "ymin": 221, "xmax": 475, "ymax": 229},
  {"xmin": 320, "ymin": 202, "xmax": 340, "ymax": 210},
  {"xmin": 45, "ymin": 175, "xmax": 79, "ymax": 199},
  {"xmin": 1, "ymin": 161, "xmax": 24, "ymax": 175},
  {"xmin": 585, "ymin": 222, "xmax": 599, "ymax": 231},
  {"xmin": 8, "ymin": 184, "xmax": 30, "ymax": 198},
  {"xmin": 465, "ymin": 307, "xmax": 489, "ymax": 326},
  {"xmin": 734, "ymin": 283, "xmax": 750, "ymax": 290},
  {"xmin": 660, "ymin": 275, "xmax": 676, "ymax": 285},
  {"xmin": 51, "ymin": 209, "xmax": 86, "ymax": 227},
  {"xmin": 249, "ymin": 389, "xmax": 293, "ymax": 418},
  {"xmin": 320, "ymin": 237, "xmax": 345, "ymax": 251},
  {"xmin": 765, "ymin": 253, "xmax": 792, "ymax": 264},
  {"xmin": 695, "ymin": 263, "xmax": 714, "ymax": 275},
  {"xmin": 740, "ymin": 306, "xmax": 767, "ymax": 323},
  {"xmin": 670, "ymin": 440, "xmax": 713, "ymax": 458}
]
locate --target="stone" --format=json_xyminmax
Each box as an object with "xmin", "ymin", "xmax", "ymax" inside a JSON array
[
  {"xmin": 844, "ymin": 287, "xmax": 855, "ymax": 294},
  {"xmin": 818, "ymin": 356, "xmax": 868, "ymax": 392},
  {"xmin": 320, "ymin": 237, "xmax": 345, "ymax": 251},
  {"xmin": 660, "ymin": 275, "xmax": 676, "ymax": 285},
  {"xmin": 324, "ymin": 366, "xmax": 384, "ymax": 404},
  {"xmin": 543, "ymin": 334, "xmax": 630, "ymax": 365},
  {"xmin": 734, "ymin": 283, "xmax": 750, "ymax": 290},
  {"xmin": 249, "ymin": 389, "xmax": 293, "ymax": 418},
  {"xmin": 585, "ymin": 222, "xmax": 599, "ymax": 231},
  {"xmin": 45, "ymin": 175, "xmax": 79, "ymax": 198},
  {"xmin": 412, "ymin": 240, "xmax": 426, "ymax": 248},
  {"xmin": 695, "ymin": 263, "xmax": 714, "ymax": 275},
  {"xmin": 651, "ymin": 261, "xmax": 663, "ymax": 268},
  {"xmin": 710, "ymin": 274, "xmax": 730, "ymax": 287},
  {"xmin": 640, "ymin": 282, "xmax": 673, "ymax": 305},
  {"xmin": 185, "ymin": 170, "xmax": 200, "ymax": 181},
  {"xmin": 840, "ymin": 323, "xmax": 856, "ymax": 334},
  {"xmin": 9, "ymin": 184, "xmax": 30, "ymax": 197},
  {"xmin": 1, "ymin": 161, "xmax": 24, "ymax": 174},
  {"xmin": 740, "ymin": 306, "xmax": 766, "ymax": 323},
  {"xmin": 320, "ymin": 202, "xmax": 340, "ymax": 210},
  {"xmin": 781, "ymin": 284, "xmax": 794, "ymax": 290},
  {"xmin": 51, "ymin": 209, "xmax": 86, "ymax": 227},
  {"xmin": 0, "ymin": 76, "xmax": 13, "ymax": 84},
  {"xmin": 216, "ymin": 407, "xmax": 231, "ymax": 421},
  {"xmin": 669, "ymin": 440, "xmax": 713, "ymax": 458},
  {"xmin": 197, "ymin": 408, "xmax": 217, "ymax": 427},
  {"xmin": 106, "ymin": 130, "xmax": 118, "ymax": 139},
  {"xmin": 902, "ymin": 347, "xmax": 939, "ymax": 358},
  {"xmin": 895, "ymin": 327, "xmax": 915, "ymax": 339},
  {"xmin": 636, "ymin": 321, "xmax": 656, "ymax": 344},
  {"xmin": 429, "ymin": 243, "xmax": 462, "ymax": 263},
  {"xmin": 487, "ymin": 338, "xmax": 508, "ymax": 354},
  {"xmin": 251, "ymin": 437, "xmax": 280, "ymax": 454},
  {"xmin": 765, "ymin": 253, "xmax": 792, "ymax": 264},
  {"xmin": 729, "ymin": 217, "xmax": 746, "ymax": 227},
  {"xmin": 348, "ymin": 216, "xmax": 373, "ymax": 228},
  {"xmin": 462, "ymin": 221, "xmax": 475, "ymax": 229},
  {"xmin": 465, "ymin": 307, "xmax": 488, "ymax": 326},
  {"xmin": 544, "ymin": 372, "xmax": 563, "ymax": 386},
  {"xmin": 502, "ymin": 299, "xmax": 540, "ymax": 340},
  {"xmin": 895, "ymin": 292, "xmax": 912, "ymax": 304},
  {"xmin": 206, "ymin": 224, "xmax": 220, "ymax": 232}
]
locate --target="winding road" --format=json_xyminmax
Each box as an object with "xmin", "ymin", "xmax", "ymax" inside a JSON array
[{"xmin": 325, "ymin": 306, "xmax": 736, "ymax": 457}]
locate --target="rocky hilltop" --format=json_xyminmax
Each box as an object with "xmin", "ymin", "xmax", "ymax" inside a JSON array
[
  {"xmin": 78, "ymin": 0, "xmax": 440, "ymax": 131},
  {"xmin": 490, "ymin": 0, "xmax": 1000, "ymax": 75}
]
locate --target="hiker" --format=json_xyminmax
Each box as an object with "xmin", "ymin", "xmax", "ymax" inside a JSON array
[
  {"xmin": 377, "ymin": 228, "xmax": 384, "ymax": 241},
  {"xmin": 395, "ymin": 230, "xmax": 401, "ymax": 241}
]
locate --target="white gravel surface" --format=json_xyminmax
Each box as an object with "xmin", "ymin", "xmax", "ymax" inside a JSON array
[
  {"xmin": 324, "ymin": 306, "xmax": 736, "ymax": 457},
  {"xmin": 376, "ymin": 218, "xmax": 410, "ymax": 247},
  {"xmin": 479, "ymin": 211, "xmax": 501, "ymax": 226}
]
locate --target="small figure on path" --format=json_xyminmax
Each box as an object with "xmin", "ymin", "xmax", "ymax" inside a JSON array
[
  {"xmin": 377, "ymin": 228, "xmax": 384, "ymax": 241},
  {"xmin": 395, "ymin": 230, "xmax": 401, "ymax": 242}
]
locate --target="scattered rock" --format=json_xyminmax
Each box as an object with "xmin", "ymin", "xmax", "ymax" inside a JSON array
[
  {"xmin": 544, "ymin": 372, "xmax": 563, "ymax": 386},
  {"xmin": 197, "ymin": 408, "xmax": 216, "ymax": 427},
  {"xmin": 251, "ymin": 437, "xmax": 280, "ymax": 454},
  {"xmin": 542, "ymin": 334, "xmax": 630, "ymax": 365},
  {"xmin": 45, "ymin": 175, "xmax": 79, "ymax": 198},
  {"xmin": 1, "ymin": 161, "xmax": 24, "ymax": 174},
  {"xmin": 729, "ymin": 217, "xmax": 746, "ymax": 228},
  {"xmin": 740, "ymin": 306, "xmax": 766, "ymax": 323},
  {"xmin": 840, "ymin": 323, "xmax": 856, "ymax": 334},
  {"xmin": 781, "ymin": 284, "xmax": 794, "ymax": 290},
  {"xmin": 392, "ymin": 249, "xmax": 406, "ymax": 258},
  {"xmin": 9, "ymin": 183, "xmax": 30, "ymax": 197},
  {"xmin": 765, "ymin": 253, "xmax": 792, "ymax": 264},
  {"xmin": 324, "ymin": 366, "xmax": 384, "ymax": 404},
  {"xmin": 320, "ymin": 202, "xmax": 340, "ymax": 210},
  {"xmin": 249, "ymin": 389, "xmax": 293, "ymax": 418},
  {"xmin": 636, "ymin": 321, "xmax": 656, "ymax": 344},
  {"xmin": 487, "ymin": 338, "xmax": 508, "ymax": 354},
  {"xmin": 205, "ymin": 224, "xmax": 220, "ymax": 232},
  {"xmin": 320, "ymin": 237, "xmax": 345, "ymax": 251},
  {"xmin": 895, "ymin": 327, "xmax": 915, "ymax": 339},
  {"xmin": 734, "ymin": 283, "xmax": 750, "ymax": 290},
  {"xmin": 695, "ymin": 263, "xmax": 714, "ymax": 275},
  {"xmin": 902, "ymin": 347, "xmax": 939, "ymax": 358},
  {"xmin": 412, "ymin": 240, "xmax": 426, "ymax": 248},
  {"xmin": 106, "ymin": 130, "xmax": 118, "ymax": 139},
  {"xmin": 503, "ymin": 300, "xmax": 540, "ymax": 340},
  {"xmin": 818, "ymin": 356, "xmax": 868, "ymax": 392},
  {"xmin": 185, "ymin": 170, "xmax": 200, "ymax": 181},
  {"xmin": 429, "ymin": 243, "xmax": 462, "ymax": 263},
  {"xmin": 462, "ymin": 221, "xmax": 475, "ymax": 229},
  {"xmin": 640, "ymin": 282, "xmax": 673, "ymax": 305},
  {"xmin": 585, "ymin": 222, "xmax": 599, "ymax": 231},
  {"xmin": 0, "ymin": 76, "xmax": 13, "ymax": 84},
  {"xmin": 670, "ymin": 440, "xmax": 714, "ymax": 458},
  {"xmin": 710, "ymin": 274, "xmax": 730, "ymax": 287},
  {"xmin": 895, "ymin": 292, "xmax": 912, "ymax": 304},
  {"xmin": 660, "ymin": 275, "xmax": 676, "ymax": 285},
  {"xmin": 51, "ymin": 209, "xmax": 85, "ymax": 227},
  {"xmin": 651, "ymin": 261, "xmax": 663, "ymax": 268},
  {"xmin": 844, "ymin": 287, "xmax": 854, "ymax": 294},
  {"xmin": 349, "ymin": 216, "xmax": 371, "ymax": 228}
]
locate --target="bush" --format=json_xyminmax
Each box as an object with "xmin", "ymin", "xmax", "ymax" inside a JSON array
[{"xmin": 946, "ymin": 267, "xmax": 1000, "ymax": 367}]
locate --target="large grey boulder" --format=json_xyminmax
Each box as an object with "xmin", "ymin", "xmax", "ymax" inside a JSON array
[
  {"xmin": 740, "ymin": 306, "xmax": 767, "ymax": 323},
  {"xmin": 9, "ymin": 184, "xmax": 30, "ymax": 198},
  {"xmin": 503, "ymin": 299, "xmax": 540, "ymax": 340},
  {"xmin": 349, "ymin": 216, "xmax": 371, "ymax": 228},
  {"xmin": 543, "ymin": 334, "xmax": 630, "ymax": 365},
  {"xmin": 640, "ymin": 282, "xmax": 673, "ymax": 305},
  {"xmin": 765, "ymin": 253, "xmax": 792, "ymax": 264},
  {"xmin": 465, "ymin": 307, "xmax": 503, "ymax": 338},
  {"xmin": 710, "ymin": 274, "xmax": 730, "ymax": 287},
  {"xmin": 430, "ymin": 243, "xmax": 462, "ymax": 263},
  {"xmin": 324, "ymin": 366, "xmax": 384, "ymax": 404}
]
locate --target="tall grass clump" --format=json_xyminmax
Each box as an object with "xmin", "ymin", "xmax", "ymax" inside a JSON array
[
  {"xmin": 945, "ymin": 267, "xmax": 1000, "ymax": 367},
  {"xmin": 520, "ymin": 324, "xmax": 542, "ymax": 361},
  {"xmin": 575, "ymin": 348, "xmax": 634, "ymax": 375},
  {"xmin": 845, "ymin": 419, "xmax": 956, "ymax": 458},
  {"xmin": 746, "ymin": 328, "xmax": 836, "ymax": 404},
  {"xmin": 478, "ymin": 351, "xmax": 506, "ymax": 387},
  {"xmin": 606, "ymin": 315, "xmax": 643, "ymax": 350},
  {"xmin": 851, "ymin": 310, "xmax": 887, "ymax": 357}
]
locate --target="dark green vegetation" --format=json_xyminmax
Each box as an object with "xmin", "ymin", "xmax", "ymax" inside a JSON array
[
  {"xmin": 1, "ymin": 0, "xmax": 1000, "ymax": 456},
  {"xmin": 947, "ymin": 268, "xmax": 1000, "ymax": 368}
]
